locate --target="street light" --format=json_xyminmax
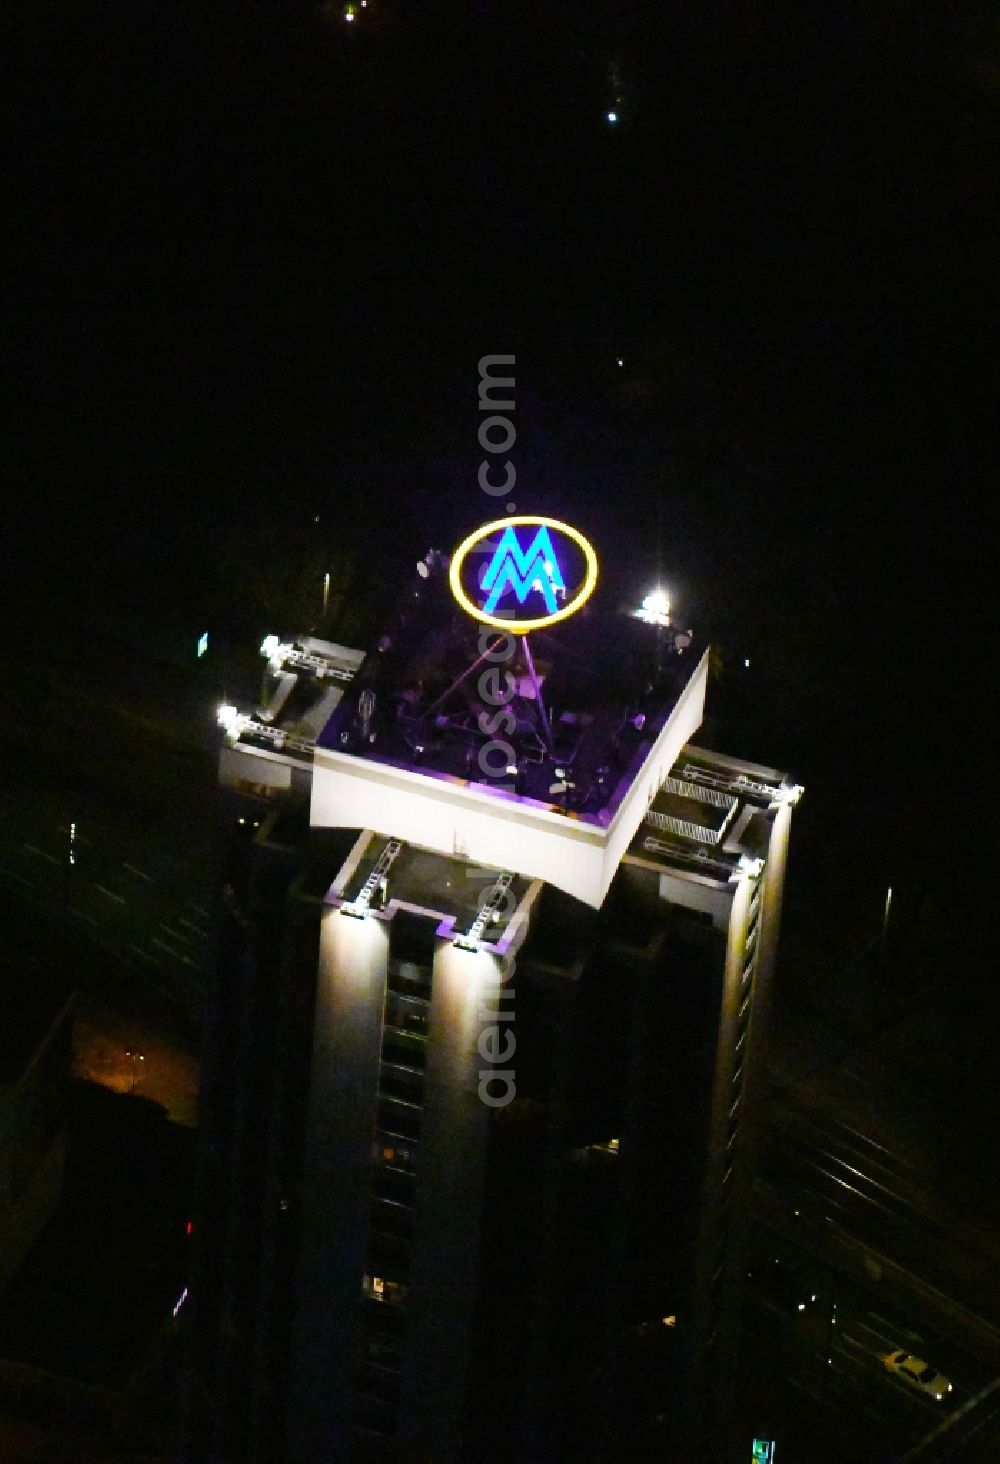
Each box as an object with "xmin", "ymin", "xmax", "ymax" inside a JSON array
[
  {"xmin": 124, "ymin": 1049, "xmax": 145, "ymax": 1093},
  {"xmin": 63, "ymin": 820, "xmax": 77, "ymax": 906},
  {"xmin": 873, "ymin": 884, "xmax": 894, "ymax": 1029},
  {"xmin": 877, "ymin": 884, "xmax": 893, "ymax": 965}
]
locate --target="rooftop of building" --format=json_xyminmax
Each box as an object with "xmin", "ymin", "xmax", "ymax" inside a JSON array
[
  {"xmin": 218, "ymin": 636, "xmax": 363, "ymax": 765},
  {"xmin": 327, "ymin": 834, "xmax": 533, "ymax": 952},
  {"xmin": 315, "ymin": 553, "xmax": 706, "ymax": 830},
  {"xmin": 219, "ymin": 538, "xmax": 800, "ymax": 909},
  {"xmin": 624, "ymin": 744, "xmax": 801, "ymax": 886}
]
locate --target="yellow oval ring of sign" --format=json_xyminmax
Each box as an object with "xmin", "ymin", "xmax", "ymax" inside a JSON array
[{"xmin": 449, "ymin": 515, "xmax": 599, "ymax": 634}]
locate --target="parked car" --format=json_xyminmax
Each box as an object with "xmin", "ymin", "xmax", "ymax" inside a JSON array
[{"xmin": 884, "ymin": 1349, "xmax": 953, "ymax": 1400}]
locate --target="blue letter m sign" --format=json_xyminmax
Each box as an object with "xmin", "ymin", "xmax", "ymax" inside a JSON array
[{"xmin": 480, "ymin": 525, "xmax": 566, "ymax": 614}]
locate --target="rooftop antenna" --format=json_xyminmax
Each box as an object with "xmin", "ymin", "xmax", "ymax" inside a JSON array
[
  {"xmin": 520, "ymin": 634, "xmax": 554, "ymax": 752},
  {"xmin": 419, "ymin": 632, "xmax": 510, "ymax": 725},
  {"xmin": 656, "ymin": 498, "xmax": 666, "ymax": 669},
  {"xmin": 656, "ymin": 496, "xmax": 663, "ymax": 588}
]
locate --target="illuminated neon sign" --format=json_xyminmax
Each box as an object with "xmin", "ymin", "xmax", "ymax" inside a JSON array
[{"xmin": 449, "ymin": 515, "xmax": 598, "ymax": 633}]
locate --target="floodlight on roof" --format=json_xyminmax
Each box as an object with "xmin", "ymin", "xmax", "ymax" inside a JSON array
[
  {"xmin": 634, "ymin": 588, "xmax": 671, "ymax": 627},
  {"xmin": 217, "ymin": 704, "xmax": 251, "ymax": 743}
]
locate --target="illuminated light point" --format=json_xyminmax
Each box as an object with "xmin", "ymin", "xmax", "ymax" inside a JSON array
[
  {"xmin": 616, "ymin": 357, "xmax": 624, "ymax": 367},
  {"xmin": 260, "ymin": 634, "xmax": 281, "ymax": 660},
  {"xmin": 635, "ymin": 587, "xmax": 670, "ymax": 627},
  {"xmin": 744, "ymin": 657, "xmax": 750, "ymax": 668},
  {"xmin": 607, "ymin": 110, "xmax": 618, "ymax": 124}
]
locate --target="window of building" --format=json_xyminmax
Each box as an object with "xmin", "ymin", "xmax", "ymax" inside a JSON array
[
  {"xmin": 374, "ymin": 1138, "xmax": 417, "ymax": 1173},
  {"xmin": 364, "ymin": 1275, "xmax": 407, "ymax": 1306}
]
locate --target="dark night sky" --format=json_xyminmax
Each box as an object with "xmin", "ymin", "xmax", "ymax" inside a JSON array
[{"xmin": 5, "ymin": 0, "xmax": 994, "ymax": 972}]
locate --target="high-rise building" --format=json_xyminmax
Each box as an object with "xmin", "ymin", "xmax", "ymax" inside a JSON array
[
  {"xmin": 0, "ymin": 969, "xmax": 74, "ymax": 1293},
  {"xmin": 184, "ymin": 525, "xmax": 801, "ymax": 1464}
]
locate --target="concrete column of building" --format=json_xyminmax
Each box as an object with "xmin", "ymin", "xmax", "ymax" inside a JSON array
[
  {"xmin": 710, "ymin": 802, "xmax": 795, "ymax": 1459},
  {"xmin": 744, "ymin": 800, "xmax": 793, "ymax": 1099},
  {"xmin": 518, "ymin": 958, "xmax": 588, "ymax": 1462},
  {"xmin": 287, "ymin": 905, "xmax": 389, "ymax": 1455},
  {"xmin": 683, "ymin": 868, "xmax": 754, "ymax": 1456},
  {"xmin": 248, "ymin": 896, "xmax": 319, "ymax": 1462},
  {"xmin": 399, "ymin": 939, "xmax": 499, "ymax": 1461},
  {"xmin": 210, "ymin": 883, "xmax": 287, "ymax": 1464},
  {"xmin": 595, "ymin": 945, "xmax": 653, "ymax": 1462}
]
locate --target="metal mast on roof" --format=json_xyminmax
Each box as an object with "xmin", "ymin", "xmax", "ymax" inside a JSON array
[
  {"xmin": 520, "ymin": 634, "xmax": 554, "ymax": 751},
  {"xmin": 419, "ymin": 632, "xmax": 511, "ymax": 725}
]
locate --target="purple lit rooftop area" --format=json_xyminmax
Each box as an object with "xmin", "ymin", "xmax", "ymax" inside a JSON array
[{"xmin": 316, "ymin": 553, "xmax": 706, "ymax": 827}]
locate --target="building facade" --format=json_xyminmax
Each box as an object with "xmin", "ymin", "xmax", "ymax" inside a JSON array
[{"xmin": 184, "ymin": 545, "xmax": 800, "ymax": 1463}]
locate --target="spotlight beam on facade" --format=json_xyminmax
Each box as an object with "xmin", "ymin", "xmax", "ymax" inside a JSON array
[
  {"xmin": 454, "ymin": 871, "xmax": 515, "ymax": 950},
  {"xmin": 340, "ymin": 838, "xmax": 404, "ymax": 919}
]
